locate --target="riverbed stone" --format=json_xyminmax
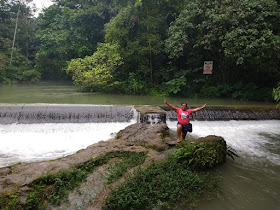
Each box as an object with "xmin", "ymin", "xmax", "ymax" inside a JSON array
[
  {"xmin": 117, "ymin": 123, "xmax": 168, "ymax": 147},
  {"xmin": 0, "ymin": 123, "xmax": 168, "ymax": 195},
  {"xmin": 0, "ymin": 168, "xmax": 11, "ymax": 176},
  {"xmin": 0, "ymin": 123, "xmax": 228, "ymax": 210},
  {"xmin": 175, "ymin": 135, "xmax": 227, "ymax": 169}
]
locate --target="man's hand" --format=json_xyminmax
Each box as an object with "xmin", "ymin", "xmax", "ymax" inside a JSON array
[
  {"xmin": 164, "ymin": 98, "xmax": 177, "ymax": 112},
  {"xmin": 191, "ymin": 103, "xmax": 207, "ymax": 113}
]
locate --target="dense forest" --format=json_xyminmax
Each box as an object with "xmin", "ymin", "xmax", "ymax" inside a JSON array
[{"xmin": 1, "ymin": 0, "xmax": 280, "ymax": 101}]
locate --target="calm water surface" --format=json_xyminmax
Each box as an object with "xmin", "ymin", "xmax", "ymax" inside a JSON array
[{"xmin": 0, "ymin": 82, "xmax": 277, "ymax": 107}]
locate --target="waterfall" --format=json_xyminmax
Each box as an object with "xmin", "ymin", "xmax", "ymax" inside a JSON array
[
  {"xmin": 1, "ymin": 104, "xmax": 280, "ymax": 168},
  {"xmin": 0, "ymin": 122, "xmax": 139, "ymax": 168},
  {"xmin": 165, "ymin": 107, "xmax": 280, "ymax": 121},
  {"xmin": 0, "ymin": 104, "xmax": 135, "ymax": 124},
  {"xmin": 0, "ymin": 105, "xmax": 139, "ymax": 168}
]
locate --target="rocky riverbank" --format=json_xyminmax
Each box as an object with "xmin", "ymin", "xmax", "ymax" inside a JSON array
[{"xmin": 0, "ymin": 123, "xmax": 226, "ymax": 209}]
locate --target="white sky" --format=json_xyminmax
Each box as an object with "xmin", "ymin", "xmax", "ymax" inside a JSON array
[{"xmin": 29, "ymin": 0, "xmax": 54, "ymax": 17}]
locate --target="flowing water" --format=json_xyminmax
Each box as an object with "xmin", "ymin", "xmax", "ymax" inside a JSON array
[
  {"xmin": 0, "ymin": 121, "xmax": 136, "ymax": 168},
  {"xmin": 167, "ymin": 120, "xmax": 280, "ymax": 209},
  {"xmin": 0, "ymin": 83, "xmax": 279, "ymax": 209}
]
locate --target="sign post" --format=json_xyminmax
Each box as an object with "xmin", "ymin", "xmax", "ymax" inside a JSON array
[{"xmin": 203, "ymin": 61, "xmax": 213, "ymax": 74}]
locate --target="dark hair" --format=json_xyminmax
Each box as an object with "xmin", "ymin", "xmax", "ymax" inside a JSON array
[{"xmin": 181, "ymin": 102, "xmax": 187, "ymax": 107}]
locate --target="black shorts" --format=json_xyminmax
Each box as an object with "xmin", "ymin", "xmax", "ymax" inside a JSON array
[{"xmin": 177, "ymin": 122, "xmax": 192, "ymax": 133}]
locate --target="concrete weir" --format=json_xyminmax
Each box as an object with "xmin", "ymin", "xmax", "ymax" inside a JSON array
[
  {"xmin": 0, "ymin": 104, "xmax": 135, "ymax": 124},
  {"xmin": 134, "ymin": 105, "xmax": 166, "ymax": 124},
  {"xmin": 0, "ymin": 104, "xmax": 279, "ymax": 124}
]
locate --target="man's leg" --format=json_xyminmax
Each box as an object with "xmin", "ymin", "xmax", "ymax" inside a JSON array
[
  {"xmin": 177, "ymin": 124, "xmax": 183, "ymax": 142},
  {"xmin": 181, "ymin": 131, "xmax": 187, "ymax": 140}
]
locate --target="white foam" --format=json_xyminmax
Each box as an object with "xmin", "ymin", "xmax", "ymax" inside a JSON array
[
  {"xmin": 167, "ymin": 120, "xmax": 280, "ymax": 165},
  {"xmin": 0, "ymin": 122, "xmax": 134, "ymax": 168}
]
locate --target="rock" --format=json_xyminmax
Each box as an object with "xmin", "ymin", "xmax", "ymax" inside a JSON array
[
  {"xmin": 174, "ymin": 135, "xmax": 227, "ymax": 169},
  {"xmin": 117, "ymin": 123, "xmax": 168, "ymax": 147},
  {"xmin": 0, "ymin": 168, "xmax": 11, "ymax": 176}
]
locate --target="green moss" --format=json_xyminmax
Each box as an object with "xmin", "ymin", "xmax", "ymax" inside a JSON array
[
  {"xmin": 115, "ymin": 131, "xmax": 121, "ymax": 139},
  {"xmin": 174, "ymin": 137, "xmax": 227, "ymax": 169},
  {"xmin": 104, "ymin": 157, "xmax": 219, "ymax": 209},
  {"xmin": 8, "ymin": 162, "xmax": 22, "ymax": 173},
  {"xmin": 161, "ymin": 129, "xmax": 169, "ymax": 137},
  {"xmin": 107, "ymin": 152, "xmax": 147, "ymax": 184},
  {"xmin": 0, "ymin": 151, "xmax": 147, "ymax": 210},
  {"xmin": 75, "ymin": 149, "xmax": 84, "ymax": 154},
  {"xmin": 138, "ymin": 142, "xmax": 168, "ymax": 152}
]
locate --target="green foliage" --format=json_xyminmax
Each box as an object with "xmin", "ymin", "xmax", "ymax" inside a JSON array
[
  {"xmin": 104, "ymin": 157, "xmax": 219, "ymax": 209},
  {"xmin": 20, "ymin": 70, "xmax": 41, "ymax": 82},
  {"xmin": 165, "ymin": 0, "xmax": 280, "ymax": 97},
  {"xmin": 0, "ymin": 43, "xmax": 41, "ymax": 83},
  {"xmin": 35, "ymin": 0, "xmax": 113, "ymax": 80},
  {"xmin": 107, "ymin": 151, "xmax": 147, "ymax": 184},
  {"xmin": 105, "ymin": 0, "xmax": 184, "ymax": 87},
  {"xmin": 2, "ymin": 0, "xmax": 279, "ymax": 101},
  {"xmin": 0, "ymin": 0, "xmax": 38, "ymax": 83},
  {"xmin": 164, "ymin": 75, "xmax": 186, "ymax": 95},
  {"xmin": 0, "ymin": 151, "xmax": 147, "ymax": 210},
  {"xmin": 65, "ymin": 43, "xmax": 123, "ymax": 91},
  {"xmin": 273, "ymin": 82, "xmax": 280, "ymax": 107},
  {"xmin": 126, "ymin": 72, "xmax": 148, "ymax": 94},
  {"xmin": 174, "ymin": 138, "xmax": 227, "ymax": 169},
  {"xmin": 0, "ymin": 192, "xmax": 22, "ymax": 210}
]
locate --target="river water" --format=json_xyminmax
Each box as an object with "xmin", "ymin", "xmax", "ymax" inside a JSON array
[
  {"xmin": 0, "ymin": 82, "xmax": 276, "ymax": 107},
  {"xmin": 0, "ymin": 83, "xmax": 279, "ymax": 209},
  {"xmin": 167, "ymin": 120, "xmax": 280, "ymax": 209}
]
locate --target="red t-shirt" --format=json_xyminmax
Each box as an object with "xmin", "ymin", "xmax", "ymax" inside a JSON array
[{"xmin": 176, "ymin": 108, "xmax": 192, "ymax": 125}]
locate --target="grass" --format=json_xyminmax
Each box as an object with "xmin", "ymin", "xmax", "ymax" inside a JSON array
[
  {"xmin": 104, "ymin": 156, "xmax": 220, "ymax": 209},
  {"xmin": 0, "ymin": 151, "xmax": 147, "ymax": 210}
]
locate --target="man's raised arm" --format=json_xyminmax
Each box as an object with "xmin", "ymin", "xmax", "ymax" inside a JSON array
[
  {"xmin": 191, "ymin": 104, "xmax": 207, "ymax": 113},
  {"xmin": 164, "ymin": 99, "xmax": 177, "ymax": 112}
]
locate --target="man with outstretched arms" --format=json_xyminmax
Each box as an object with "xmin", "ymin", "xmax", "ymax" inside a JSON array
[{"xmin": 164, "ymin": 99, "xmax": 207, "ymax": 143}]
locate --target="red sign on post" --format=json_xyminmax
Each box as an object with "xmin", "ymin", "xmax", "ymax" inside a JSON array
[{"xmin": 203, "ymin": 61, "xmax": 213, "ymax": 74}]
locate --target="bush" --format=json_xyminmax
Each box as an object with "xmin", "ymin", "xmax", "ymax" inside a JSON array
[
  {"xmin": 20, "ymin": 70, "xmax": 41, "ymax": 82},
  {"xmin": 174, "ymin": 136, "xmax": 227, "ymax": 169}
]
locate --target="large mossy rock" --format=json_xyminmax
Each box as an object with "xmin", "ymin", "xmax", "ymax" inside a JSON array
[{"xmin": 174, "ymin": 135, "xmax": 227, "ymax": 169}]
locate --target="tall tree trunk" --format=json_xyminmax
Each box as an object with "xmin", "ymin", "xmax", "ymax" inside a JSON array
[
  {"xmin": 145, "ymin": 6, "xmax": 153, "ymax": 81},
  {"xmin": 10, "ymin": 1, "xmax": 21, "ymax": 65},
  {"xmin": 25, "ymin": 14, "xmax": 29, "ymax": 58}
]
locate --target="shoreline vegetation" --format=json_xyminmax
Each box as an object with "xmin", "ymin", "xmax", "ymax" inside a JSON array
[
  {"xmin": 0, "ymin": 123, "xmax": 227, "ymax": 210},
  {"xmin": 1, "ymin": 0, "xmax": 280, "ymax": 103}
]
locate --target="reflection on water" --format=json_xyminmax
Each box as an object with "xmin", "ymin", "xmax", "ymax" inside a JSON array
[
  {"xmin": 167, "ymin": 120, "xmax": 280, "ymax": 210},
  {"xmin": 0, "ymin": 82, "xmax": 277, "ymax": 107}
]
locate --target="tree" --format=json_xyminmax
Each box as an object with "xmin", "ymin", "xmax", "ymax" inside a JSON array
[
  {"xmin": 35, "ymin": 0, "xmax": 125, "ymax": 80},
  {"xmin": 0, "ymin": 0, "xmax": 40, "ymax": 83},
  {"xmin": 166, "ymin": 0, "xmax": 280, "ymax": 86},
  {"xmin": 105, "ymin": 0, "xmax": 184, "ymax": 93},
  {"xmin": 273, "ymin": 82, "xmax": 280, "ymax": 107},
  {"xmin": 65, "ymin": 43, "xmax": 123, "ymax": 91}
]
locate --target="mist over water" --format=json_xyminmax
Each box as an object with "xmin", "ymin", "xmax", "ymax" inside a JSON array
[{"xmin": 0, "ymin": 122, "xmax": 134, "ymax": 168}]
